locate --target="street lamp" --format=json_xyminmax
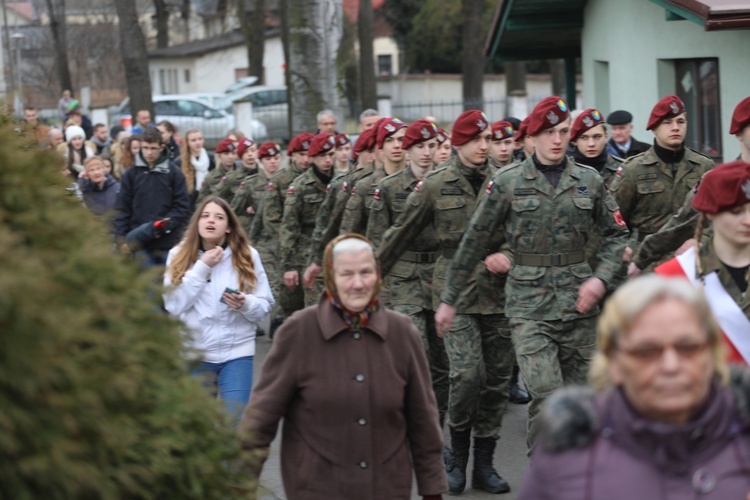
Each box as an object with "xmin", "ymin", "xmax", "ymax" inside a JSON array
[{"xmin": 10, "ymin": 32, "xmax": 25, "ymax": 116}]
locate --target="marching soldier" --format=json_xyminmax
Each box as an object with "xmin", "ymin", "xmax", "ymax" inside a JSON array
[
  {"xmin": 378, "ymin": 110, "xmax": 513, "ymax": 495},
  {"xmin": 217, "ymin": 138, "xmax": 258, "ymax": 202},
  {"xmin": 439, "ymin": 97, "xmax": 629, "ymax": 453},
  {"xmin": 433, "ymin": 128, "xmax": 453, "ymax": 166},
  {"xmin": 333, "ymin": 133, "xmax": 352, "ymax": 174},
  {"xmin": 513, "ymin": 116, "xmax": 534, "ymax": 162},
  {"xmin": 196, "ymin": 138, "xmax": 237, "ymax": 203},
  {"xmin": 488, "ymin": 120, "xmax": 516, "ymax": 169}
]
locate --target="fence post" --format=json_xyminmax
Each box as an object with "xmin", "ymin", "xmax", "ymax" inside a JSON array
[
  {"xmin": 507, "ymin": 90, "xmax": 528, "ymax": 119},
  {"xmin": 377, "ymin": 96, "xmax": 392, "ymax": 118}
]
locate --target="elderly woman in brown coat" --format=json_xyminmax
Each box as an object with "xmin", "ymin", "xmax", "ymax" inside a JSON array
[{"xmin": 239, "ymin": 234, "xmax": 448, "ymax": 500}]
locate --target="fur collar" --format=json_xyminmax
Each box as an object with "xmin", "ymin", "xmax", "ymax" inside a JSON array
[{"xmin": 538, "ymin": 366, "xmax": 750, "ymax": 452}]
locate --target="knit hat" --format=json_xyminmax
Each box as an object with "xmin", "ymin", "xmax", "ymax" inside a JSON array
[
  {"xmin": 646, "ymin": 95, "xmax": 686, "ymax": 130},
  {"xmin": 65, "ymin": 125, "xmax": 85, "ymax": 142},
  {"xmin": 526, "ymin": 96, "xmax": 569, "ymax": 137},
  {"xmin": 402, "ymin": 119, "xmax": 439, "ymax": 150},
  {"xmin": 570, "ymin": 108, "xmax": 606, "ymax": 142},
  {"xmin": 257, "ymin": 142, "xmax": 281, "ymax": 159},
  {"xmin": 308, "ymin": 134, "xmax": 336, "ymax": 157},
  {"xmin": 692, "ymin": 161, "xmax": 750, "ymax": 214},
  {"xmin": 491, "ymin": 120, "xmax": 515, "ymax": 142}
]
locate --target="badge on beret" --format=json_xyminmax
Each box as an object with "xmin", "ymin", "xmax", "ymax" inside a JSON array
[
  {"xmin": 477, "ymin": 120, "xmax": 487, "ymax": 131},
  {"xmin": 269, "ymin": 148, "xmax": 276, "ymax": 155},
  {"xmin": 546, "ymin": 111, "xmax": 559, "ymax": 125},
  {"xmin": 373, "ymin": 188, "xmax": 381, "ymax": 201},
  {"xmin": 613, "ymin": 209, "xmax": 626, "ymax": 227},
  {"xmin": 287, "ymin": 185, "xmax": 295, "ymax": 195},
  {"xmin": 485, "ymin": 180, "xmax": 494, "ymax": 195},
  {"xmin": 592, "ymin": 110, "xmax": 601, "ymax": 121},
  {"xmin": 339, "ymin": 135, "xmax": 348, "ymax": 145},
  {"xmin": 743, "ymin": 180, "xmax": 750, "ymax": 200},
  {"xmin": 393, "ymin": 118, "xmax": 404, "ymax": 124},
  {"xmin": 504, "ymin": 126, "xmax": 513, "ymax": 135},
  {"xmin": 437, "ymin": 133, "xmax": 445, "ymax": 142},
  {"xmin": 384, "ymin": 123, "xmax": 396, "ymax": 133},
  {"xmin": 495, "ymin": 130, "xmax": 503, "ymax": 139},
  {"xmin": 420, "ymin": 127, "xmax": 430, "ymax": 139},
  {"xmin": 557, "ymin": 99, "xmax": 567, "ymax": 112},
  {"xmin": 431, "ymin": 123, "xmax": 438, "ymax": 132},
  {"xmin": 582, "ymin": 116, "xmax": 594, "ymax": 128},
  {"xmin": 302, "ymin": 141, "xmax": 309, "ymax": 150},
  {"xmin": 670, "ymin": 102, "xmax": 680, "ymax": 114}
]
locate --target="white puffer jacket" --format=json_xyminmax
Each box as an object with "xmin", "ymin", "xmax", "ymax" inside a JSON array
[{"xmin": 163, "ymin": 245, "xmax": 274, "ymax": 363}]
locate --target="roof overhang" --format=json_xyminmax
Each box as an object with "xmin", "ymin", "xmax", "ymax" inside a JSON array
[{"xmin": 651, "ymin": 0, "xmax": 750, "ymax": 30}]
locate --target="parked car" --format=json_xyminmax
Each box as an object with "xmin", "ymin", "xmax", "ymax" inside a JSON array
[
  {"xmin": 111, "ymin": 95, "xmax": 268, "ymax": 148},
  {"xmin": 224, "ymin": 86, "xmax": 289, "ymax": 143},
  {"xmin": 224, "ymin": 76, "xmax": 259, "ymax": 94}
]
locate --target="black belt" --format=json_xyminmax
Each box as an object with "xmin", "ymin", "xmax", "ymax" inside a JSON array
[
  {"xmin": 399, "ymin": 250, "xmax": 438, "ymax": 264},
  {"xmin": 515, "ymin": 250, "xmax": 585, "ymax": 267}
]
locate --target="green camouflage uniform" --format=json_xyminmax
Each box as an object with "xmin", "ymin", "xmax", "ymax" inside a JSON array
[
  {"xmin": 252, "ymin": 161, "xmax": 307, "ymax": 317},
  {"xmin": 610, "ymin": 146, "xmax": 713, "ymax": 257},
  {"xmin": 366, "ymin": 166, "xmax": 449, "ymax": 423},
  {"xmin": 196, "ymin": 163, "xmax": 235, "ymax": 203},
  {"xmin": 216, "ymin": 161, "xmax": 260, "ymax": 203},
  {"xmin": 308, "ymin": 163, "xmax": 374, "ymax": 266},
  {"xmin": 378, "ymin": 156, "xmax": 512, "ymax": 439},
  {"xmin": 696, "ymin": 240, "xmax": 750, "ymax": 318},
  {"xmin": 340, "ymin": 165, "xmax": 394, "ymax": 235},
  {"xmin": 442, "ymin": 155, "xmax": 630, "ymax": 448},
  {"xmin": 279, "ymin": 167, "xmax": 328, "ymax": 307},
  {"xmin": 231, "ymin": 167, "xmax": 268, "ymax": 239}
]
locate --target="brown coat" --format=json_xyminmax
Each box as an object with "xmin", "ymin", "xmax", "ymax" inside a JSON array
[{"xmin": 239, "ymin": 296, "xmax": 448, "ymax": 499}]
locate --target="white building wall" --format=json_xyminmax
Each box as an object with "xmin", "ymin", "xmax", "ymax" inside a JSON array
[{"xmin": 582, "ymin": 0, "xmax": 750, "ymax": 161}]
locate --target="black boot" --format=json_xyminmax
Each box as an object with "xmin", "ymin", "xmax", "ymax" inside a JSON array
[
  {"xmin": 509, "ymin": 364, "xmax": 531, "ymax": 404},
  {"xmin": 269, "ymin": 318, "xmax": 284, "ymax": 340},
  {"xmin": 472, "ymin": 437, "xmax": 510, "ymax": 494},
  {"xmin": 256, "ymin": 327, "xmax": 265, "ymax": 337},
  {"xmin": 446, "ymin": 428, "xmax": 471, "ymax": 495}
]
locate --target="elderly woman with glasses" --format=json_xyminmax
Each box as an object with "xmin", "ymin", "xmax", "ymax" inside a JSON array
[
  {"xmin": 519, "ymin": 275, "xmax": 750, "ymax": 500},
  {"xmin": 238, "ymin": 234, "xmax": 447, "ymax": 500}
]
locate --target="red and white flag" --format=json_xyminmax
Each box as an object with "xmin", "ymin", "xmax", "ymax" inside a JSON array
[{"xmin": 657, "ymin": 247, "xmax": 750, "ymax": 365}]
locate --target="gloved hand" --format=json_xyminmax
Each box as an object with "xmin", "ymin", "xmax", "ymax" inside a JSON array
[{"xmin": 125, "ymin": 218, "xmax": 170, "ymax": 251}]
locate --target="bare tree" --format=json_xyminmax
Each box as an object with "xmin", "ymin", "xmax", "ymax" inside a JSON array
[
  {"xmin": 549, "ymin": 59, "xmax": 566, "ymax": 97},
  {"xmin": 461, "ymin": 0, "xmax": 484, "ymax": 110},
  {"xmin": 114, "ymin": 0, "xmax": 154, "ymax": 119},
  {"xmin": 44, "ymin": 0, "xmax": 74, "ymax": 94},
  {"xmin": 283, "ymin": 0, "xmax": 343, "ymax": 134},
  {"xmin": 154, "ymin": 0, "xmax": 170, "ymax": 49},
  {"xmin": 358, "ymin": 0, "xmax": 376, "ymax": 110},
  {"xmin": 237, "ymin": 0, "xmax": 266, "ymax": 82}
]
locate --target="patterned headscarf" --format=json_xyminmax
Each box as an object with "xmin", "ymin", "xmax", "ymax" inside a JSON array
[{"xmin": 322, "ymin": 233, "xmax": 382, "ymax": 329}]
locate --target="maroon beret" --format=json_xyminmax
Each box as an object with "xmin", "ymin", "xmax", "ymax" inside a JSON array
[
  {"xmin": 334, "ymin": 133, "xmax": 351, "ymax": 147},
  {"xmin": 515, "ymin": 117, "xmax": 530, "ymax": 141},
  {"xmin": 451, "ymin": 110, "xmax": 490, "ymax": 147},
  {"xmin": 375, "ymin": 117, "xmax": 406, "ymax": 149},
  {"xmin": 257, "ymin": 142, "xmax": 281, "ymax": 159},
  {"xmin": 646, "ymin": 95, "xmax": 686, "ymax": 130},
  {"xmin": 215, "ymin": 138, "xmax": 236, "ymax": 154},
  {"xmin": 237, "ymin": 137, "xmax": 256, "ymax": 158},
  {"xmin": 308, "ymin": 133, "xmax": 336, "ymax": 157},
  {"xmin": 491, "ymin": 120, "xmax": 515, "ymax": 142},
  {"xmin": 353, "ymin": 127, "xmax": 377, "ymax": 155},
  {"xmin": 436, "ymin": 128, "xmax": 448, "ymax": 144},
  {"xmin": 692, "ymin": 161, "xmax": 750, "ymax": 214},
  {"xmin": 570, "ymin": 108, "xmax": 605, "ymax": 142},
  {"xmin": 526, "ymin": 97, "xmax": 570, "ymax": 137},
  {"xmin": 729, "ymin": 96, "xmax": 750, "ymax": 135},
  {"xmin": 402, "ymin": 119, "xmax": 439, "ymax": 150},
  {"xmin": 287, "ymin": 132, "xmax": 315, "ymax": 155}
]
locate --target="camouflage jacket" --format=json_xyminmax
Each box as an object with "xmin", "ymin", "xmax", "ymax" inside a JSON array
[
  {"xmin": 340, "ymin": 165, "xmax": 394, "ymax": 235},
  {"xmin": 696, "ymin": 241, "xmax": 750, "ymax": 319},
  {"xmin": 250, "ymin": 161, "xmax": 306, "ymax": 244},
  {"xmin": 610, "ymin": 146, "xmax": 713, "ymax": 243},
  {"xmin": 278, "ymin": 167, "xmax": 328, "ymax": 272},
  {"xmin": 196, "ymin": 163, "xmax": 235, "ymax": 203},
  {"xmin": 367, "ymin": 166, "xmax": 440, "ymax": 309},
  {"xmin": 378, "ymin": 156, "xmax": 505, "ymax": 314},
  {"xmin": 307, "ymin": 163, "xmax": 374, "ymax": 266},
  {"xmin": 230, "ymin": 167, "xmax": 268, "ymax": 237},
  {"xmin": 217, "ymin": 162, "xmax": 261, "ymax": 202},
  {"xmin": 441, "ymin": 155, "xmax": 630, "ymax": 321}
]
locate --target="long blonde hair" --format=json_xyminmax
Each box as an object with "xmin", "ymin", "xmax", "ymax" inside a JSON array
[
  {"xmin": 180, "ymin": 128, "xmax": 202, "ymax": 193},
  {"xmin": 167, "ymin": 196, "xmax": 257, "ymax": 292}
]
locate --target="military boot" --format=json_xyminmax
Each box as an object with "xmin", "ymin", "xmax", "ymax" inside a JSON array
[
  {"xmin": 446, "ymin": 427, "xmax": 471, "ymax": 495},
  {"xmin": 509, "ymin": 364, "xmax": 531, "ymax": 404},
  {"xmin": 471, "ymin": 437, "xmax": 510, "ymax": 494},
  {"xmin": 268, "ymin": 318, "xmax": 284, "ymax": 340}
]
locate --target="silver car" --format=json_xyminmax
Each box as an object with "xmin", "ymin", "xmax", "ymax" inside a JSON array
[
  {"xmin": 111, "ymin": 95, "xmax": 268, "ymax": 148},
  {"xmin": 223, "ymin": 86, "xmax": 289, "ymax": 143}
]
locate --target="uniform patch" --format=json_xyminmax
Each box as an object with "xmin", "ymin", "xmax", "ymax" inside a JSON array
[
  {"xmin": 414, "ymin": 180, "xmax": 424, "ymax": 192},
  {"xmin": 613, "ymin": 209, "xmax": 626, "ymax": 227},
  {"xmin": 395, "ymin": 192, "xmax": 409, "ymax": 200},
  {"xmin": 693, "ymin": 177, "xmax": 702, "ymax": 194},
  {"xmin": 267, "ymin": 181, "xmax": 274, "ymax": 191},
  {"xmin": 637, "ymin": 173, "xmax": 659, "ymax": 181},
  {"xmin": 615, "ymin": 166, "xmax": 623, "ymax": 179},
  {"xmin": 287, "ymin": 185, "xmax": 295, "ymax": 196},
  {"xmin": 239, "ymin": 182, "xmax": 245, "ymax": 188},
  {"xmin": 350, "ymin": 186, "xmax": 357, "ymax": 196},
  {"xmin": 514, "ymin": 188, "xmax": 536, "ymax": 196},
  {"xmin": 342, "ymin": 180, "xmax": 349, "ymax": 192},
  {"xmin": 326, "ymin": 183, "xmax": 331, "ymax": 192},
  {"xmin": 441, "ymin": 188, "xmax": 463, "ymax": 195},
  {"xmin": 576, "ymin": 186, "xmax": 590, "ymax": 196},
  {"xmin": 220, "ymin": 176, "xmax": 227, "ymax": 183},
  {"xmin": 373, "ymin": 188, "xmax": 381, "ymax": 201},
  {"xmin": 485, "ymin": 180, "xmax": 495, "ymax": 195}
]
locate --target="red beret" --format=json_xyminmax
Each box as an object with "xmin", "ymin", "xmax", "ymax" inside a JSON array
[
  {"xmin": 692, "ymin": 161, "xmax": 750, "ymax": 214},
  {"xmin": 515, "ymin": 117, "xmax": 530, "ymax": 141},
  {"xmin": 491, "ymin": 120, "xmax": 515, "ymax": 141},
  {"xmin": 257, "ymin": 142, "xmax": 281, "ymax": 159},
  {"xmin": 334, "ymin": 133, "xmax": 351, "ymax": 147},
  {"xmin": 236, "ymin": 137, "xmax": 256, "ymax": 158},
  {"xmin": 375, "ymin": 117, "xmax": 406, "ymax": 149},
  {"xmin": 287, "ymin": 132, "xmax": 315, "ymax": 155},
  {"xmin": 646, "ymin": 95, "xmax": 686, "ymax": 130},
  {"xmin": 526, "ymin": 96, "xmax": 569, "ymax": 137},
  {"xmin": 436, "ymin": 128, "xmax": 448, "ymax": 144},
  {"xmin": 451, "ymin": 110, "xmax": 490, "ymax": 147},
  {"xmin": 215, "ymin": 138, "xmax": 236, "ymax": 154},
  {"xmin": 353, "ymin": 127, "xmax": 377, "ymax": 155},
  {"xmin": 729, "ymin": 96, "xmax": 750, "ymax": 135},
  {"xmin": 308, "ymin": 134, "xmax": 336, "ymax": 157},
  {"xmin": 570, "ymin": 108, "xmax": 605, "ymax": 141},
  {"xmin": 402, "ymin": 119, "xmax": 439, "ymax": 150}
]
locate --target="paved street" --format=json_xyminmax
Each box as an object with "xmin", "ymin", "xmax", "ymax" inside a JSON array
[{"xmin": 252, "ymin": 333, "xmax": 531, "ymax": 499}]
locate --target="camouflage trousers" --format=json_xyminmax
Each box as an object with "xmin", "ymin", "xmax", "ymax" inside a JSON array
[
  {"xmin": 255, "ymin": 242, "xmax": 285, "ymax": 321},
  {"xmin": 303, "ymin": 276, "xmax": 324, "ymax": 308},
  {"xmin": 277, "ymin": 280, "xmax": 304, "ymax": 318},
  {"xmin": 510, "ymin": 316, "xmax": 597, "ymax": 451},
  {"xmin": 443, "ymin": 313, "xmax": 514, "ymax": 439},
  {"xmin": 391, "ymin": 304, "xmax": 449, "ymax": 425}
]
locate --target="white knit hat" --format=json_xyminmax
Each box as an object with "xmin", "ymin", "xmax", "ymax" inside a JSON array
[{"xmin": 65, "ymin": 125, "xmax": 85, "ymax": 142}]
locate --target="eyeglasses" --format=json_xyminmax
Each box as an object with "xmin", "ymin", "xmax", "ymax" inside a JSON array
[{"xmin": 618, "ymin": 341, "xmax": 709, "ymax": 363}]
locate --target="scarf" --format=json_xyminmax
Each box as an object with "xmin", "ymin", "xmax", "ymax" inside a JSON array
[
  {"xmin": 653, "ymin": 140, "xmax": 686, "ymax": 164},
  {"xmin": 326, "ymin": 290, "xmax": 379, "ymax": 330},
  {"xmin": 572, "ymin": 148, "xmax": 609, "ymax": 172},
  {"xmin": 533, "ymin": 153, "xmax": 566, "ymax": 188},
  {"xmin": 191, "ymin": 148, "xmax": 211, "ymax": 191}
]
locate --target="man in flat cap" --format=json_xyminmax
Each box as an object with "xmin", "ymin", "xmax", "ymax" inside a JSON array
[{"xmin": 605, "ymin": 110, "xmax": 650, "ymax": 158}]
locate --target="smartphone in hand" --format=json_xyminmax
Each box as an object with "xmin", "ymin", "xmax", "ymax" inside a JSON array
[{"xmin": 219, "ymin": 287, "xmax": 241, "ymax": 304}]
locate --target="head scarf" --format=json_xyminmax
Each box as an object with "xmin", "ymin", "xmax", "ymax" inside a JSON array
[{"xmin": 322, "ymin": 233, "xmax": 382, "ymax": 329}]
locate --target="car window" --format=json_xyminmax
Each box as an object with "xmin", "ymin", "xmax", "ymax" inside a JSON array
[{"xmin": 270, "ymin": 90, "xmax": 286, "ymax": 105}]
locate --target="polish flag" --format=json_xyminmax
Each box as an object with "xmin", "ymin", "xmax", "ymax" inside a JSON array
[{"xmin": 656, "ymin": 247, "xmax": 750, "ymax": 365}]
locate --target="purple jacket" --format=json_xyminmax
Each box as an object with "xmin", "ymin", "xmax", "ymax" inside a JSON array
[{"xmin": 520, "ymin": 369, "xmax": 750, "ymax": 499}]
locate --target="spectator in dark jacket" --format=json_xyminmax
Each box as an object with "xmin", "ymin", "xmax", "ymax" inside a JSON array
[
  {"xmin": 79, "ymin": 156, "xmax": 120, "ymax": 216},
  {"xmin": 157, "ymin": 120, "xmax": 181, "ymax": 162},
  {"xmin": 113, "ymin": 127, "xmax": 191, "ymax": 267}
]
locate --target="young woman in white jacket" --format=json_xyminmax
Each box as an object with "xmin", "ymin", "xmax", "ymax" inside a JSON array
[{"xmin": 163, "ymin": 195, "xmax": 274, "ymax": 422}]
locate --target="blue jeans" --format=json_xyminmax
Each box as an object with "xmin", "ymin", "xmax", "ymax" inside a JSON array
[{"xmin": 192, "ymin": 356, "xmax": 254, "ymax": 426}]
